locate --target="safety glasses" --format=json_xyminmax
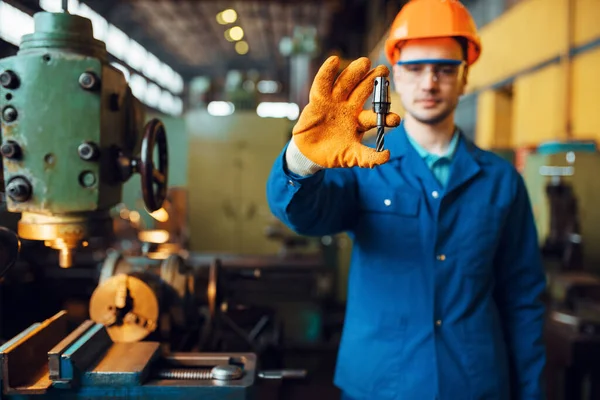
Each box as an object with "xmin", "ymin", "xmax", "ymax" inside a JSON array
[{"xmin": 395, "ymin": 58, "xmax": 466, "ymax": 84}]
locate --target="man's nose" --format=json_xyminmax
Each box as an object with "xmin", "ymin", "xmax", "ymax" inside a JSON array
[{"xmin": 419, "ymin": 70, "xmax": 439, "ymax": 90}]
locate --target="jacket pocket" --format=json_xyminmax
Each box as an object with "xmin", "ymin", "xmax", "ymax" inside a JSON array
[{"xmin": 355, "ymin": 186, "xmax": 423, "ymax": 268}]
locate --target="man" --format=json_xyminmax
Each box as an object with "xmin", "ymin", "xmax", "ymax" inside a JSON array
[{"xmin": 266, "ymin": 0, "xmax": 547, "ymax": 399}]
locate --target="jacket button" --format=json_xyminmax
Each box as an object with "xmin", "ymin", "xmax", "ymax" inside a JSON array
[
  {"xmin": 436, "ymin": 254, "xmax": 446, "ymax": 261},
  {"xmin": 431, "ymin": 191, "xmax": 439, "ymax": 198},
  {"xmin": 383, "ymin": 199, "xmax": 392, "ymax": 206},
  {"xmin": 436, "ymin": 320, "xmax": 442, "ymax": 326},
  {"xmin": 288, "ymin": 180, "xmax": 295, "ymax": 186}
]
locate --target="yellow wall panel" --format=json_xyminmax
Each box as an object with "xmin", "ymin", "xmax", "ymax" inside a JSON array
[
  {"xmin": 572, "ymin": 47, "xmax": 600, "ymax": 142},
  {"xmin": 511, "ymin": 64, "xmax": 567, "ymax": 147},
  {"xmin": 574, "ymin": 0, "xmax": 600, "ymax": 46},
  {"xmin": 468, "ymin": 0, "xmax": 567, "ymax": 91},
  {"xmin": 475, "ymin": 89, "xmax": 514, "ymax": 149},
  {"xmin": 475, "ymin": 90, "xmax": 496, "ymax": 148}
]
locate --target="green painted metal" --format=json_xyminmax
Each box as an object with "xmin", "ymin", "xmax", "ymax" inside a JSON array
[{"xmin": 0, "ymin": 11, "xmax": 141, "ymax": 214}]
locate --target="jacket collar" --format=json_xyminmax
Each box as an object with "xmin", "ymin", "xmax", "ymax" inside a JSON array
[{"xmin": 384, "ymin": 120, "xmax": 483, "ymax": 193}]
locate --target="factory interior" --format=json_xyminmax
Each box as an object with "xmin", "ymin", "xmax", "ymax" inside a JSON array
[{"xmin": 0, "ymin": 0, "xmax": 599, "ymax": 398}]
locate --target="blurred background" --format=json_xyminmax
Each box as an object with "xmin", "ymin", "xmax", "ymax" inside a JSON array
[{"xmin": 0, "ymin": 0, "xmax": 599, "ymax": 399}]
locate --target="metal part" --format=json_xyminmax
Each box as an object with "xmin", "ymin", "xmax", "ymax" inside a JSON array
[
  {"xmin": 1, "ymin": 140, "xmax": 22, "ymax": 159},
  {"xmin": 89, "ymin": 274, "xmax": 159, "ymax": 343},
  {"xmin": 372, "ymin": 76, "xmax": 390, "ymax": 152},
  {"xmin": 78, "ymin": 72, "xmax": 99, "ymax": 90},
  {"xmin": 0, "ymin": 70, "xmax": 19, "ymax": 89},
  {"xmin": 6, "ymin": 176, "xmax": 31, "ymax": 202},
  {"xmin": 258, "ymin": 369, "xmax": 308, "ymax": 379},
  {"xmin": 211, "ymin": 364, "xmax": 244, "ymax": 380},
  {"xmin": 0, "ymin": 312, "xmax": 258, "ymax": 398},
  {"xmin": 156, "ymin": 368, "xmax": 212, "ymax": 380},
  {"xmin": 17, "ymin": 211, "xmax": 113, "ymax": 268},
  {"xmin": 77, "ymin": 142, "xmax": 99, "ymax": 161},
  {"xmin": 139, "ymin": 119, "xmax": 169, "ymax": 212},
  {"xmin": 2, "ymin": 106, "xmax": 17, "ymax": 122},
  {"xmin": 0, "ymin": 311, "xmax": 69, "ymax": 395},
  {"xmin": 0, "ymin": 11, "xmax": 169, "ymax": 267}
]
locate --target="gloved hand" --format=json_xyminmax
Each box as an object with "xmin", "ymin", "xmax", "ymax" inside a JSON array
[{"xmin": 292, "ymin": 56, "xmax": 401, "ymax": 169}]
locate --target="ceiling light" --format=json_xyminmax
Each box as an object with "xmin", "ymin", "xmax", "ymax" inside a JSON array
[
  {"xmin": 207, "ymin": 101, "xmax": 235, "ymax": 117},
  {"xmin": 235, "ymin": 41, "xmax": 249, "ymax": 55},
  {"xmin": 256, "ymin": 102, "xmax": 299, "ymax": 120},
  {"xmin": 221, "ymin": 9, "xmax": 237, "ymax": 24},
  {"xmin": 229, "ymin": 26, "xmax": 244, "ymax": 41}
]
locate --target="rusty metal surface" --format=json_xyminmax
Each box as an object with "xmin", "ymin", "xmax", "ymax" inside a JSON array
[
  {"xmin": 0, "ymin": 311, "xmax": 68, "ymax": 394},
  {"xmin": 89, "ymin": 274, "xmax": 159, "ymax": 343}
]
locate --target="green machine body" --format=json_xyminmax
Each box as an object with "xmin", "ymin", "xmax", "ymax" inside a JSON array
[{"xmin": 0, "ymin": 12, "xmax": 169, "ymax": 267}]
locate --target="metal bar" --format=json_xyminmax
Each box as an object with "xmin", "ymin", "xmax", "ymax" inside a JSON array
[
  {"xmin": 48, "ymin": 320, "xmax": 96, "ymax": 381},
  {"xmin": 60, "ymin": 323, "xmax": 112, "ymax": 382},
  {"xmin": 0, "ymin": 311, "xmax": 68, "ymax": 394}
]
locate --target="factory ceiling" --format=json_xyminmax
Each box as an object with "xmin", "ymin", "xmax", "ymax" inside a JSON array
[
  {"xmin": 83, "ymin": 0, "xmax": 374, "ymax": 102},
  {"xmin": 3, "ymin": 0, "xmax": 402, "ymax": 106}
]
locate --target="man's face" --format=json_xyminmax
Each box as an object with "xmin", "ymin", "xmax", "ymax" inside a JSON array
[{"xmin": 392, "ymin": 37, "xmax": 468, "ymax": 125}]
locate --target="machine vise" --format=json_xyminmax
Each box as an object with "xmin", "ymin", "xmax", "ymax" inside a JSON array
[{"xmin": 0, "ymin": 311, "xmax": 257, "ymax": 399}]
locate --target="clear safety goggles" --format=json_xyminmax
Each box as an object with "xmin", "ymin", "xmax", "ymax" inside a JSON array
[{"xmin": 396, "ymin": 59, "xmax": 466, "ymax": 84}]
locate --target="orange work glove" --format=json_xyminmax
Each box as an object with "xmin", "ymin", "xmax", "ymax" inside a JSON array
[{"xmin": 292, "ymin": 56, "xmax": 401, "ymax": 169}]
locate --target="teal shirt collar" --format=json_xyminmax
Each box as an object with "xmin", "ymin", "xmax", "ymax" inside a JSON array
[{"xmin": 406, "ymin": 129, "xmax": 460, "ymax": 167}]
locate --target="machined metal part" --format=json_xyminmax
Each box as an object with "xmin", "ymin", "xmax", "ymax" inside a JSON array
[
  {"xmin": 0, "ymin": 312, "xmax": 258, "ymax": 398},
  {"xmin": 89, "ymin": 274, "xmax": 159, "ymax": 343},
  {"xmin": 211, "ymin": 364, "xmax": 244, "ymax": 380},
  {"xmin": 93, "ymin": 252, "xmax": 223, "ymax": 347},
  {"xmin": 372, "ymin": 76, "xmax": 390, "ymax": 152},
  {"xmin": 17, "ymin": 211, "xmax": 113, "ymax": 268},
  {"xmin": 0, "ymin": 311, "xmax": 69, "ymax": 395},
  {"xmin": 258, "ymin": 369, "xmax": 308, "ymax": 380}
]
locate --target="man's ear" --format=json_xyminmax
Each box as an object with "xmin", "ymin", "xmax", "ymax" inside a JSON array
[{"xmin": 459, "ymin": 65, "xmax": 469, "ymax": 95}]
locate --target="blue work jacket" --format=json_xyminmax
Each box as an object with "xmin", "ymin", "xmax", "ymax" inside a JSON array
[{"xmin": 266, "ymin": 123, "xmax": 547, "ymax": 400}]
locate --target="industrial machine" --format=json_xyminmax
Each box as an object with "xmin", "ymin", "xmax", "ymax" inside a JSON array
[
  {"xmin": 0, "ymin": 6, "xmax": 269, "ymax": 399},
  {"xmin": 0, "ymin": 8, "xmax": 167, "ymax": 269},
  {"xmin": 522, "ymin": 145, "xmax": 600, "ymax": 400}
]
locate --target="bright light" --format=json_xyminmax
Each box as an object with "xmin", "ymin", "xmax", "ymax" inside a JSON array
[
  {"xmin": 222, "ymin": 9, "xmax": 237, "ymax": 24},
  {"xmin": 0, "ymin": 2, "xmax": 35, "ymax": 46},
  {"xmin": 225, "ymin": 26, "xmax": 244, "ymax": 42},
  {"xmin": 111, "ymin": 62, "xmax": 130, "ymax": 82},
  {"xmin": 129, "ymin": 74, "xmax": 148, "ymax": 99},
  {"xmin": 149, "ymin": 207, "xmax": 169, "ymax": 222},
  {"xmin": 207, "ymin": 101, "xmax": 235, "ymax": 117},
  {"xmin": 105, "ymin": 25, "xmax": 130, "ymax": 60},
  {"xmin": 216, "ymin": 9, "xmax": 237, "ymax": 25},
  {"xmin": 145, "ymin": 82, "xmax": 162, "ymax": 108},
  {"xmin": 229, "ymin": 26, "xmax": 244, "ymax": 41},
  {"xmin": 235, "ymin": 41, "xmax": 249, "ymax": 55},
  {"xmin": 257, "ymin": 80, "xmax": 279, "ymax": 94},
  {"xmin": 256, "ymin": 102, "xmax": 300, "ymax": 120}
]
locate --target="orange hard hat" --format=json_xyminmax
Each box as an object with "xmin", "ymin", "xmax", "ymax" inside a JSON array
[{"xmin": 385, "ymin": 0, "xmax": 482, "ymax": 66}]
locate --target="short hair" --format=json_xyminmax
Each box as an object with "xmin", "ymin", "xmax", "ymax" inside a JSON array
[{"xmin": 453, "ymin": 36, "xmax": 469, "ymax": 62}]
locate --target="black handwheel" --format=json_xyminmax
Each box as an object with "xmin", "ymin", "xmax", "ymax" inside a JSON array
[{"xmin": 139, "ymin": 119, "xmax": 168, "ymax": 212}]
